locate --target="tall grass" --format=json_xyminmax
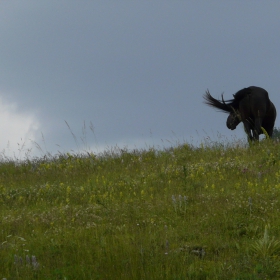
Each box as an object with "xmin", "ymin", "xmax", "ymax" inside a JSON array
[{"xmin": 1, "ymin": 137, "xmax": 280, "ymax": 279}]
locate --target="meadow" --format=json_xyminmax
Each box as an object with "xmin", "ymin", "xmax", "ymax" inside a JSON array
[{"xmin": 1, "ymin": 138, "xmax": 280, "ymax": 279}]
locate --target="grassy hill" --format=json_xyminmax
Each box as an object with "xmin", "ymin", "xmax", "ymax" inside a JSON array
[{"xmin": 1, "ymin": 139, "xmax": 280, "ymax": 279}]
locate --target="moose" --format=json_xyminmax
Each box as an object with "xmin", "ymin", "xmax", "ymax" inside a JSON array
[{"xmin": 203, "ymin": 86, "xmax": 277, "ymax": 141}]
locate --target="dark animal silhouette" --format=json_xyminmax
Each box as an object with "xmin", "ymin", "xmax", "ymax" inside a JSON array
[{"xmin": 203, "ymin": 86, "xmax": 277, "ymax": 141}]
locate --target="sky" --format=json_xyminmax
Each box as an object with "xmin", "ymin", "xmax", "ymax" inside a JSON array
[{"xmin": 0, "ymin": 1, "xmax": 280, "ymax": 159}]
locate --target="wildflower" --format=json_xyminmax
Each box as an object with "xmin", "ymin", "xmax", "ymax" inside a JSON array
[
  {"xmin": 26, "ymin": 255, "xmax": 30, "ymax": 265},
  {"xmin": 178, "ymin": 195, "xmax": 182, "ymax": 209},
  {"xmin": 165, "ymin": 225, "xmax": 169, "ymax": 254},
  {"xmin": 248, "ymin": 197, "xmax": 252, "ymax": 206},
  {"xmin": 191, "ymin": 247, "xmax": 206, "ymax": 258},
  {"xmin": 32, "ymin": 255, "xmax": 40, "ymax": 269},
  {"xmin": 172, "ymin": 195, "xmax": 177, "ymax": 210},
  {"xmin": 165, "ymin": 239, "xmax": 169, "ymax": 255},
  {"xmin": 248, "ymin": 197, "xmax": 253, "ymax": 216},
  {"xmin": 14, "ymin": 255, "xmax": 23, "ymax": 266}
]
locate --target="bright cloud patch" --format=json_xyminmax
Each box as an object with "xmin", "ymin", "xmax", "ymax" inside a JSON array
[{"xmin": 0, "ymin": 97, "xmax": 40, "ymax": 159}]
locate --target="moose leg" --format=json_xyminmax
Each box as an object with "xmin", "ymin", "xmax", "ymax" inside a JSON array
[
  {"xmin": 266, "ymin": 127, "xmax": 273, "ymax": 138},
  {"xmin": 253, "ymin": 117, "xmax": 262, "ymax": 141},
  {"xmin": 243, "ymin": 121, "xmax": 253, "ymax": 141}
]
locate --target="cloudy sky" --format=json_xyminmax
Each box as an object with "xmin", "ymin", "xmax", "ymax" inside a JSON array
[{"xmin": 0, "ymin": 1, "xmax": 280, "ymax": 158}]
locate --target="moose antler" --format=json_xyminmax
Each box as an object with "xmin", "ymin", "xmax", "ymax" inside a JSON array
[{"xmin": 221, "ymin": 93, "xmax": 227, "ymax": 106}]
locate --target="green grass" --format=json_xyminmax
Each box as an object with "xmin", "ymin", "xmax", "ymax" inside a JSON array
[{"xmin": 1, "ymin": 138, "xmax": 280, "ymax": 279}]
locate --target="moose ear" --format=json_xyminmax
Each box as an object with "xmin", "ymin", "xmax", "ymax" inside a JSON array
[{"xmin": 233, "ymin": 94, "xmax": 235, "ymax": 97}]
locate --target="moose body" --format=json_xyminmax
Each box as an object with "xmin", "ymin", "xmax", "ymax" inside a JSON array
[{"xmin": 203, "ymin": 86, "xmax": 277, "ymax": 141}]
